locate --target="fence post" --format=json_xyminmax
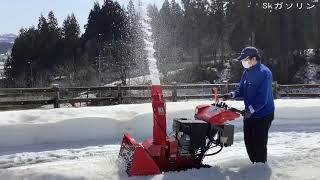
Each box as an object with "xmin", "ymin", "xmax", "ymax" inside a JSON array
[
  {"xmin": 276, "ymin": 82, "xmax": 281, "ymax": 98},
  {"xmin": 272, "ymin": 81, "xmax": 279, "ymax": 99},
  {"xmin": 223, "ymin": 80, "xmax": 229, "ymax": 94},
  {"xmin": 172, "ymin": 82, "xmax": 178, "ymax": 102},
  {"xmin": 117, "ymin": 84, "xmax": 123, "ymax": 104},
  {"xmin": 51, "ymin": 84, "xmax": 60, "ymax": 108}
]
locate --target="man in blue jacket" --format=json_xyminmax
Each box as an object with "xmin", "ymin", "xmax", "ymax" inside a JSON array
[{"xmin": 224, "ymin": 47, "xmax": 275, "ymax": 163}]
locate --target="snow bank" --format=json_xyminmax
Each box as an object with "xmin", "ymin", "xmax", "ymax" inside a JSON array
[
  {"xmin": 0, "ymin": 99, "xmax": 320, "ymax": 179},
  {"xmin": 294, "ymin": 62, "xmax": 320, "ymax": 84},
  {"xmin": 0, "ymin": 100, "xmax": 210, "ymax": 149},
  {"xmin": 0, "ymin": 99, "xmax": 320, "ymax": 151}
]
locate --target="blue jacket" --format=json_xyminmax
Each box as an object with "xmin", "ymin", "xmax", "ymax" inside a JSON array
[{"xmin": 233, "ymin": 63, "xmax": 275, "ymax": 118}]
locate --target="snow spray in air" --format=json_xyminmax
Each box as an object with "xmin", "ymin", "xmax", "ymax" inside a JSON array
[{"xmin": 140, "ymin": 4, "xmax": 161, "ymax": 85}]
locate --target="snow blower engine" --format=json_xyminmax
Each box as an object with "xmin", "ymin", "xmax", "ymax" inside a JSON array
[{"xmin": 118, "ymin": 85, "xmax": 241, "ymax": 176}]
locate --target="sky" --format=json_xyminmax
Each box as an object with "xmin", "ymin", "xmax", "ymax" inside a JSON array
[{"xmin": 0, "ymin": 0, "xmax": 164, "ymax": 35}]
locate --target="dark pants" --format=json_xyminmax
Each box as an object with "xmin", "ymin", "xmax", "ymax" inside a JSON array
[{"xmin": 243, "ymin": 112, "xmax": 274, "ymax": 163}]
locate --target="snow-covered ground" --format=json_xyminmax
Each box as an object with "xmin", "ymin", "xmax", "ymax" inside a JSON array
[
  {"xmin": 294, "ymin": 62, "xmax": 320, "ymax": 84},
  {"xmin": 0, "ymin": 58, "xmax": 6, "ymax": 79},
  {"xmin": 0, "ymin": 34, "xmax": 17, "ymax": 44},
  {"xmin": 0, "ymin": 99, "xmax": 320, "ymax": 179},
  {"xmin": 0, "ymin": 68, "xmax": 3, "ymax": 79},
  {"xmin": 0, "ymin": 61, "xmax": 4, "ymax": 70}
]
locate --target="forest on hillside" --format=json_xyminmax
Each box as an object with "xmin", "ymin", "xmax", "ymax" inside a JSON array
[
  {"xmin": 148, "ymin": 0, "xmax": 320, "ymax": 84},
  {"xmin": 2, "ymin": 0, "xmax": 320, "ymax": 88},
  {"xmin": 3, "ymin": 0, "xmax": 145, "ymax": 87}
]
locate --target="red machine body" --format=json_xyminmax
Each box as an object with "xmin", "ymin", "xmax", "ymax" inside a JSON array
[
  {"xmin": 195, "ymin": 104, "xmax": 240, "ymax": 125},
  {"xmin": 118, "ymin": 85, "xmax": 241, "ymax": 176}
]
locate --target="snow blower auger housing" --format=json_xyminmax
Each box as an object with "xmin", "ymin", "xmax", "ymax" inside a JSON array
[{"xmin": 118, "ymin": 85, "xmax": 241, "ymax": 176}]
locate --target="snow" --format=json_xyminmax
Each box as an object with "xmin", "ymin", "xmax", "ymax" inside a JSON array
[
  {"xmin": 0, "ymin": 99, "xmax": 320, "ymax": 179},
  {"xmin": 105, "ymin": 68, "xmax": 185, "ymax": 86},
  {"xmin": 0, "ymin": 70, "xmax": 4, "ymax": 80},
  {"xmin": 105, "ymin": 74, "xmax": 153, "ymax": 86},
  {"xmin": 0, "ymin": 56, "xmax": 6, "ymax": 79},
  {"xmin": 294, "ymin": 62, "xmax": 320, "ymax": 84},
  {"xmin": 305, "ymin": 49, "xmax": 316, "ymax": 57},
  {"xmin": 218, "ymin": 62, "xmax": 232, "ymax": 83},
  {"xmin": 141, "ymin": 5, "xmax": 161, "ymax": 85},
  {"xmin": 0, "ymin": 61, "xmax": 4, "ymax": 72},
  {"xmin": 0, "ymin": 34, "xmax": 17, "ymax": 44}
]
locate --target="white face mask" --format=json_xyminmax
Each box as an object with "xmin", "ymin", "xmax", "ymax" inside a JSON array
[{"xmin": 242, "ymin": 60, "xmax": 251, "ymax": 69}]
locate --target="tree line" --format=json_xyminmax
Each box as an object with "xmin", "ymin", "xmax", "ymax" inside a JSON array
[
  {"xmin": 4, "ymin": 0, "xmax": 145, "ymax": 87},
  {"xmin": 3, "ymin": 0, "xmax": 320, "ymax": 87},
  {"xmin": 148, "ymin": 0, "xmax": 320, "ymax": 83}
]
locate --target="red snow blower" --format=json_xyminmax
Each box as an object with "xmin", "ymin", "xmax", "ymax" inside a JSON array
[{"xmin": 118, "ymin": 85, "xmax": 241, "ymax": 176}]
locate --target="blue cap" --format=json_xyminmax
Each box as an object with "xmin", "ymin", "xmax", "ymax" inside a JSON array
[{"xmin": 237, "ymin": 47, "xmax": 260, "ymax": 61}]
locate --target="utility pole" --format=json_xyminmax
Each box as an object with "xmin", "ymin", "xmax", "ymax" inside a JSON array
[
  {"xmin": 97, "ymin": 33, "xmax": 102, "ymax": 86},
  {"xmin": 95, "ymin": 46, "xmax": 107, "ymax": 86},
  {"xmin": 98, "ymin": 53, "xmax": 102, "ymax": 86},
  {"xmin": 28, "ymin": 60, "xmax": 33, "ymax": 87},
  {"xmin": 95, "ymin": 53, "xmax": 104, "ymax": 86}
]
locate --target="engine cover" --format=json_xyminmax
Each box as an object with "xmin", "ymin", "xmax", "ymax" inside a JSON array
[{"xmin": 173, "ymin": 118, "xmax": 208, "ymax": 154}]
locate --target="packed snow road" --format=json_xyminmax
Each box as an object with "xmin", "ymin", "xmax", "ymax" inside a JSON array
[{"xmin": 0, "ymin": 99, "xmax": 320, "ymax": 179}]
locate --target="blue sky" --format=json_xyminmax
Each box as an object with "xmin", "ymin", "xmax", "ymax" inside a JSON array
[{"xmin": 0, "ymin": 0, "xmax": 164, "ymax": 35}]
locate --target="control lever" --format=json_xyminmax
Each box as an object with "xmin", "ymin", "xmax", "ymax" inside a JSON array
[{"xmin": 229, "ymin": 108, "xmax": 243, "ymax": 114}]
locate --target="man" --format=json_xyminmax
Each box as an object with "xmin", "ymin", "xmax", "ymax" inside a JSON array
[{"xmin": 224, "ymin": 47, "xmax": 275, "ymax": 164}]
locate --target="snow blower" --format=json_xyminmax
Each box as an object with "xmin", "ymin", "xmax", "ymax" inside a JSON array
[{"xmin": 118, "ymin": 85, "xmax": 241, "ymax": 176}]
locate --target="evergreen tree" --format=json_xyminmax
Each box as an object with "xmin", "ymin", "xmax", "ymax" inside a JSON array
[
  {"xmin": 85, "ymin": 2, "xmax": 101, "ymax": 38},
  {"xmin": 5, "ymin": 0, "xmax": 320, "ymax": 87},
  {"xmin": 62, "ymin": 14, "xmax": 80, "ymax": 64},
  {"xmin": 209, "ymin": 0, "xmax": 226, "ymax": 61},
  {"xmin": 182, "ymin": 0, "xmax": 210, "ymax": 65},
  {"xmin": 82, "ymin": 0, "xmax": 135, "ymax": 85},
  {"xmin": 38, "ymin": 14, "xmax": 48, "ymax": 32},
  {"xmin": 62, "ymin": 14, "xmax": 80, "ymax": 42},
  {"xmin": 170, "ymin": 0, "xmax": 183, "ymax": 50},
  {"xmin": 48, "ymin": 11, "xmax": 59, "ymax": 32},
  {"xmin": 228, "ymin": 0, "xmax": 250, "ymax": 52},
  {"xmin": 46, "ymin": 11, "xmax": 62, "ymax": 66},
  {"xmin": 8, "ymin": 27, "xmax": 38, "ymax": 87}
]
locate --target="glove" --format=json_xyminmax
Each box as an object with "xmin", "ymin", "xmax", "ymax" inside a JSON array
[{"xmin": 241, "ymin": 109, "xmax": 252, "ymax": 118}]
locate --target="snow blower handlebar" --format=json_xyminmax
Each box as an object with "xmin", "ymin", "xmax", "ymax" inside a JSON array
[
  {"xmin": 212, "ymin": 101, "xmax": 243, "ymax": 114},
  {"xmin": 213, "ymin": 88, "xmax": 244, "ymax": 116},
  {"xmin": 229, "ymin": 107, "xmax": 244, "ymax": 114}
]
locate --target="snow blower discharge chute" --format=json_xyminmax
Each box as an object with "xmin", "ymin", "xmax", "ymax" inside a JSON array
[{"xmin": 118, "ymin": 85, "xmax": 241, "ymax": 176}]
